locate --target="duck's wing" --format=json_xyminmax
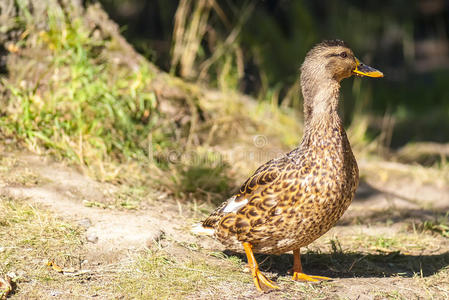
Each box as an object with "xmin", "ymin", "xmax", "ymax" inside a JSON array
[{"xmin": 201, "ymin": 155, "xmax": 291, "ymax": 230}]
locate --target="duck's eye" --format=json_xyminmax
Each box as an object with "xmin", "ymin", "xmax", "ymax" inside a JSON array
[{"xmin": 340, "ymin": 52, "xmax": 348, "ymax": 58}]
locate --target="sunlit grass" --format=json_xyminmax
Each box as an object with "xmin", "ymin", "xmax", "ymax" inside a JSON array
[
  {"xmin": 1, "ymin": 9, "xmax": 163, "ymax": 182},
  {"xmin": 0, "ymin": 197, "xmax": 83, "ymax": 269},
  {"xmin": 0, "ymin": 196, "xmax": 90, "ymax": 297},
  {"xmin": 116, "ymin": 249, "xmax": 249, "ymax": 299},
  {"xmin": 413, "ymin": 213, "xmax": 449, "ymax": 238}
]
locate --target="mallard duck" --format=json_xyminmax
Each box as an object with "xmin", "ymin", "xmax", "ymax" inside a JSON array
[{"xmin": 192, "ymin": 40, "xmax": 383, "ymax": 291}]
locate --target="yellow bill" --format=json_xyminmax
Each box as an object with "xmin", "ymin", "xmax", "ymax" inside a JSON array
[{"xmin": 353, "ymin": 58, "xmax": 384, "ymax": 78}]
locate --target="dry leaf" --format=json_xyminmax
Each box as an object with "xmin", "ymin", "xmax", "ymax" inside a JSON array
[
  {"xmin": 47, "ymin": 261, "xmax": 63, "ymax": 273},
  {"xmin": 0, "ymin": 274, "xmax": 13, "ymax": 300}
]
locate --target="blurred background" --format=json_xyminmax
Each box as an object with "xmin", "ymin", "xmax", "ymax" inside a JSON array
[{"xmin": 100, "ymin": 0, "xmax": 449, "ymax": 150}]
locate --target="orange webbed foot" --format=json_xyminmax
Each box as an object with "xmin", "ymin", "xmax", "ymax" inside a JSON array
[
  {"xmin": 243, "ymin": 242, "xmax": 280, "ymax": 292},
  {"xmin": 291, "ymin": 249, "xmax": 332, "ymax": 283},
  {"xmin": 292, "ymin": 272, "xmax": 331, "ymax": 282},
  {"xmin": 252, "ymin": 267, "xmax": 280, "ymax": 291}
]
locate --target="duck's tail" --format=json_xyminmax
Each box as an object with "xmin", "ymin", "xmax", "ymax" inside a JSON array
[{"xmin": 191, "ymin": 223, "xmax": 215, "ymax": 236}]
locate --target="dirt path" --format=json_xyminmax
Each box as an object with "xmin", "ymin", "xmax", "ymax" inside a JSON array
[
  {"xmin": 1, "ymin": 151, "xmax": 448, "ymax": 299},
  {"xmin": 0, "ymin": 153, "xmax": 206, "ymax": 260}
]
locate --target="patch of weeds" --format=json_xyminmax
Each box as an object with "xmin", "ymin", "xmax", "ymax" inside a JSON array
[
  {"xmin": 0, "ymin": 195, "xmax": 89, "ymax": 298},
  {"xmin": 168, "ymin": 150, "xmax": 233, "ymax": 203},
  {"xmin": 117, "ymin": 249, "xmax": 249, "ymax": 299},
  {"xmin": 179, "ymin": 163, "xmax": 230, "ymax": 194},
  {"xmin": 113, "ymin": 184, "xmax": 147, "ymax": 210},
  {"xmin": 226, "ymin": 254, "xmax": 244, "ymax": 267},
  {"xmin": 0, "ymin": 8, "xmax": 164, "ymax": 182},
  {"xmin": 178, "ymin": 241, "xmax": 201, "ymax": 252},
  {"xmin": 0, "ymin": 157, "xmax": 44, "ymax": 186},
  {"xmin": 82, "ymin": 199, "xmax": 111, "ymax": 209},
  {"xmin": 329, "ymin": 237, "xmax": 344, "ymax": 254},
  {"xmin": 0, "ymin": 157, "xmax": 16, "ymax": 174},
  {"xmin": 373, "ymin": 290, "xmax": 405, "ymax": 300},
  {"xmin": 412, "ymin": 213, "xmax": 449, "ymax": 238},
  {"xmin": 208, "ymin": 251, "xmax": 229, "ymax": 259},
  {"xmin": 207, "ymin": 251, "xmax": 243, "ymax": 268},
  {"xmin": 81, "ymin": 184, "xmax": 148, "ymax": 210},
  {"xmin": 352, "ymin": 234, "xmax": 400, "ymax": 252},
  {"xmin": 5, "ymin": 167, "xmax": 44, "ymax": 187},
  {"xmin": 374, "ymin": 236, "xmax": 398, "ymax": 249}
]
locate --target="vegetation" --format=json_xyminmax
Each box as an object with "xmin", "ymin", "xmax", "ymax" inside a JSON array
[
  {"xmin": 116, "ymin": 249, "xmax": 249, "ymax": 299},
  {"xmin": 0, "ymin": 3, "xmax": 165, "ymax": 182},
  {"xmin": 0, "ymin": 1, "xmax": 305, "ymax": 200},
  {"xmin": 0, "ymin": 196, "xmax": 89, "ymax": 298}
]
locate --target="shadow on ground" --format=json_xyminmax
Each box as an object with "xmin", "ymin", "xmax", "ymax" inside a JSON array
[{"xmin": 224, "ymin": 250, "xmax": 449, "ymax": 279}]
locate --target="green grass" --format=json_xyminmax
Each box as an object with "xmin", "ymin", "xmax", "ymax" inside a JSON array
[
  {"xmin": 373, "ymin": 290, "xmax": 405, "ymax": 300},
  {"xmin": 167, "ymin": 150, "xmax": 233, "ymax": 204},
  {"xmin": 414, "ymin": 213, "xmax": 449, "ymax": 238},
  {"xmin": 1, "ymin": 15, "xmax": 161, "ymax": 181},
  {"xmin": 0, "ymin": 156, "xmax": 45, "ymax": 186},
  {"xmin": 116, "ymin": 249, "xmax": 249, "ymax": 299},
  {"xmin": 0, "ymin": 195, "xmax": 89, "ymax": 298},
  {"xmin": 0, "ymin": 197, "xmax": 84, "ymax": 269}
]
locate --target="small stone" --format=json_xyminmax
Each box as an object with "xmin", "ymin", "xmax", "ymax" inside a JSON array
[
  {"xmin": 86, "ymin": 232, "xmax": 98, "ymax": 243},
  {"xmin": 152, "ymin": 230, "xmax": 165, "ymax": 243},
  {"xmin": 16, "ymin": 270, "xmax": 26, "ymax": 278},
  {"xmin": 49, "ymin": 290, "xmax": 63, "ymax": 297},
  {"xmin": 77, "ymin": 218, "xmax": 92, "ymax": 229},
  {"xmin": 145, "ymin": 230, "xmax": 165, "ymax": 248}
]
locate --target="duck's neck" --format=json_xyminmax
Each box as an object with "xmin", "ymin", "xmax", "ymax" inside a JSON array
[{"xmin": 302, "ymin": 79, "xmax": 342, "ymax": 136}]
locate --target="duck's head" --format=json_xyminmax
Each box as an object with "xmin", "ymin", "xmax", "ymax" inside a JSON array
[
  {"xmin": 301, "ymin": 39, "xmax": 383, "ymax": 83},
  {"xmin": 300, "ymin": 40, "xmax": 383, "ymax": 120}
]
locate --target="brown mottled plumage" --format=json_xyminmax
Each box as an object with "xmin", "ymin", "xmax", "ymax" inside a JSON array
[{"xmin": 193, "ymin": 39, "xmax": 383, "ymax": 291}]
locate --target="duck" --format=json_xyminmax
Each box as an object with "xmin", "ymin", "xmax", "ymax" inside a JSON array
[{"xmin": 192, "ymin": 39, "xmax": 383, "ymax": 291}]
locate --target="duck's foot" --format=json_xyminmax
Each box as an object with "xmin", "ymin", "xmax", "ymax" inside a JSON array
[
  {"xmin": 291, "ymin": 249, "xmax": 331, "ymax": 283},
  {"xmin": 252, "ymin": 268, "xmax": 280, "ymax": 291},
  {"xmin": 243, "ymin": 242, "xmax": 280, "ymax": 292},
  {"xmin": 292, "ymin": 272, "xmax": 331, "ymax": 282}
]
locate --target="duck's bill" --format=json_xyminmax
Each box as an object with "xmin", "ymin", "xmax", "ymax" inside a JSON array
[{"xmin": 353, "ymin": 58, "xmax": 384, "ymax": 78}]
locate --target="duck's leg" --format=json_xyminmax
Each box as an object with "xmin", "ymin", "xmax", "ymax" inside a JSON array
[
  {"xmin": 292, "ymin": 249, "xmax": 331, "ymax": 282},
  {"xmin": 242, "ymin": 242, "xmax": 279, "ymax": 291}
]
